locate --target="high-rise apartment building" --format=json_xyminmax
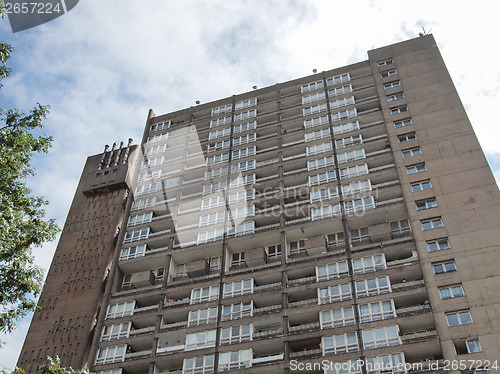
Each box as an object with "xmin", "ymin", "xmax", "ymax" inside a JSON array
[{"xmin": 18, "ymin": 35, "xmax": 500, "ymax": 374}]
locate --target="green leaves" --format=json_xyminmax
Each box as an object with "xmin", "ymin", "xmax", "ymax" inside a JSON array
[{"xmin": 0, "ymin": 25, "xmax": 59, "ymax": 336}]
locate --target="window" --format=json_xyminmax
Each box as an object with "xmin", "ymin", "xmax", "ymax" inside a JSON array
[
  {"xmin": 390, "ymin": 105, "xmax": 408, "ymax": 115},
  {"xmin": 231, "ymin": 251, "xmax": 245, "ymax": 267},
  {"xmin": 228, "ymin": 189, "xmax": 255, "ymax": 204},
  {"xmin": 318, "ymin": 283, "xmax": 352, "ymax": 305},
  {"xmin": 120, "ymin": 245, "xmax": 146, "ymax": 261},
  {"xmin": 201, "ymin": 196, "xmax": 225, "ymax": 211},
  {"xmin": 358, "ymin": 300, "xmax": 396, "ymax": 323},
  {"xmin": 207, "ymin": 140, "xmax": 230, "ymax": 152},
  {"xmin": 328, "ymin": 84, "xmax": 353, "ymax": 97},
  {"xmin": 188, "ymin": 307, "xmax": 218, "ymax": 327},
  {"xmin": 339, "ymin": 163, "xmax": 369, "ymax": 180},
  {"xmin": 322, "ymin": 332, "xmax": 359, "ymax": 355},
  {"xmin": 197, "ymin": 228, "xmax": 224, "ymax": 244},
  {"xmin": 210, "ymin": 116, "xmax": 232, "ymax": 128},
  {"xmin": 131, "ymin": 197, "xmax": 156, "ymax": 211},
  {"xmin": 309, "ymin": 171, "xmax": 336, "ymax": 186},
  {"xmin": 352, "ymin": 254, "xmax": 386, "ymax": 274},
  {"xmin": 190, "ymin": 285, "xmax": 219, "ymax": 304},
  {"xmin": 331, "ymin": 108, "xmax": 357, "ymax": 122},
  {"xmin": 433, "ymin": 260, "xmax": 457, "ymax": 274},
  {"xmin": 407, "ymin": 163, "xmax": 426, "ymax": 174},
  {"xmin": 138, "ymin": 169, "xmax": 161, "ymax": 181},
  {"xmin": 228, "ymin": 206, "xmax": 254, "ymax": 221},
  {"xmin": 333, "ymin": 121, "xmax": 360, "ymax": 135},
  {"xmin": 320, "ymin": 307, "xmax": 355, "ymax": 328},
  {"xmin": 101, "ymin": 322, "xmax": 131, "ymax": 341},
  {"xmin": 231, "ymin": 160, "xmax": 255, "ymax": 173},
  {"xmin": 343, "ymin": 196, "xmax": 375, "ymax": 214},
  {"xmin": 154, "ymin": 268, "xmax": 164, "ymax": 283},
  {"xmin": 199, "ymin": 211, "xmax": 225, "ymax": 227},
  {"xmin": 147, "ymin": 133, "xmax": 168, "ymax": 143},
  {"xmin": 222, "ymin": 302, "xmax": 253, "ymax": 321},
  {"xmin": 310, "ymin": 186, "xmax": 338, "ymax": 203},
  {"xmin": 211, "ymin": 104, "xmax": 232, "ymax": 117},
  {"xmin": 394, "ymin": 118, "xmax": 413, "ymax": 128},
  {"xmin": 233, "ymin": 121, "xmax": 256, "ymax": 134},
  {"xmin": 387, "ymin": 92, "xmax": 404, "ymax": 102},
  {"xmin": 466, "ymin": 339, "xmax": 482, "ymax": 353},
  {"xmin": 377, "ymin": 58, "xmax": 393, "ymax": 67},
  {"xmin": 220, "ymin": 324, "xmax": 252, "ymax": 345},
  {"xmin": 105, "ymin": 301, "xmax": 135, "ymax": 319},
  {"xmin": 304, "ymin": 114, "xmax": 330, "ymax": 129},
  {"xmin": 233, "ymin": 133, "xmax": 256, "ymax": 146},
  {"xmin": 306, "ymin": 142, "xmax": 333, "ymax": 156},
  {"xmin": 234, "ymin": 109, "xmax": 256, "ymax": 122},
  {"xmin": 302, "ymin": 91, "xmax": 326, "ymax": 104},
  {"xmin": 308, "ymin": 155, "xmax": 335, "ymax": 171},
  {"xmin": 337, "ymin": 149, "xmax": 365, "ymax": 164},
  {"xmin": 121, "ymin": 273, "xmax": 132, "ymax": 288},
  {"xmin": 303, "ymin": 103, "xmax": 328, "ymax": 116},
  {"xmin": 411, "ymin": 180, "xmax": 432, "ymax": 192},
  {"xmin": 380, "ymin": 69, "xmax": 397, "ymax": 78},
  {"xmin": 127, "ymin": 212, "xmax": 152, "ymax": 226},
  {"xmin": 185, "ymin": 330, "xmax": 217, "ymax": 350},
  {"xmin": 142, "ymin": 156, "xmax": 163, "ymax": 168},
  {"xmin": 355, "ymin": 276, "xmax": 391, "ymax": 297},
  {"xmin": 330, "ymin": 96, "xmax": 355, "ymax": 109},
  {"xmin": 95, "ymin": 345, "xmax": 126, "ymax": 365},
  {"xmin": 123, "ymin": 228, "xmax": 149, "ymax": 244},
  {"xmin": 427, "ymin": 238, "xmax": 450, "ymax": 252},
  {"xmin": 316, "ymin": 260, "xmax": 349, "ymax": 281},
  {"xmin": 204, "ymin": 166, "xmax": 228, "ymax": 180},
  {"xmin": 144, "ymin": 144, "xmax": 166, "ymax": 155},
  {"xmin": 207, "ymin": 152, "xmax": 229, "ymax": 165},
  {"xmin": 218, "ymin": 349, "xmax": 252, "ymax": 371},
  {"xmin": 182, "ymin": 354, "xmax": 215, "ymax": 374},
  {"xmin": 229, "ymin": 174, "xmax": 255, "ymax": 188},
  {"xmin": 350, "ymin": 227, "xmax": 369, "ymax": 243},
  {"xmin": 235, "ymin": 98, "xmax": 257, "ymax": 110},
  {"xmin": 362, "ymin": 325, "xmax": 400, "ymax": 349},
  {"xmin": 439, "ymin": 284, "xmax": 465, "ymax": 300},
  {"xmin": 398, "ymin": 132, "xmax": 416, "ymax": 143},
  {"xmin": 335, "ymin": 134, "xmax": 362, "ymax": 149},
  {"xmin": 446, "ymin": 310, "xmax": 473, "ymax": 326},
  {"xmin": 96, "ymin": 370, "xmax": 122, "ymax": 374},
  {"xmin": 390, "ymin": 219, "xmax": 411, "ymax": 236},
  {"xmin": 266, "ymin": 244, "xmax": 282, "ymax": 259},
  {"xmin": 209, "ymin": 256, "xmax": 221, "ymax": 271},
  {"xmin": 326, "ymin": 73, "xmax": 350, "ymax": 86},
  {"xmin": 366, "ymin": 353, "xmax": 405, "ymax": 374},
  {"xmin": 305, "ymin": 128, "xmax": 330, "ymax": 142},
  {"xmin": 150, "ymin": 121, "xmax": 170, "ymax": 131},
  {"xmin": 175, "ymin": 263, "xmax": 187, "ymax": 277},
  {"xmin": 209, "ymin": 127, "xmax": 231, "ymax": 140},
  {"xmin": 203, "ymin": 180, "xmax": 227, "ymax": 195},
  {"xmin": 302, "ymin": 80, "xmax": 324, "ymax": 93},
  {"xmin": 289, "ymin": 239, "xmax": 305, "ymax": 255},
  {"xmin": 227, "ymin": 221, "xmax": 254, "ymax": 236},
  {"xmin": 416, "ymin": 198, "xmax": 438, "ymax": 211},
  {"xmin": 232, "ymin": 146, "xmax": 256, "ymax": 160},
  {"xmin": 384, "ymin": 80, "xmax": 401, "ymax": 90},
  {"xmin": 327, "ymin": 231, "xmax": 344, "ymax": 246},
  {"xmin": 421, "ymin": 217, "xmax": 444, "ymax": 230},
  {"xmin": 223, "ymin": 279, "xmax": 253, "ymax": 298},
  {"xmin": 402, "ymin": 147, "xmax": 422, "ymax": 158},
  {"xmin": 311, "ymin": 203, "xmax": 342, "ymax": 220}
]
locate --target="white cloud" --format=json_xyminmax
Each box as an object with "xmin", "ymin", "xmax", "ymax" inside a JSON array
[{"xmin": 1, "ymin": 0, "xmax": 499, "ymax": 369}]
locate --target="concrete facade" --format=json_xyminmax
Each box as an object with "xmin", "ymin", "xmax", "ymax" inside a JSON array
[{"xmin": 18, "ymin": 35, "xmax": 500, "ymax": 374}]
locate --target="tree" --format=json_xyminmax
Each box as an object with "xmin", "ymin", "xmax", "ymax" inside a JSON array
[
  {"xmin": 0, "ymin": 2, "xmax": 59, "ymax": 337},
  {"xmin": 9, "ymin": 356, "xmax": 90, "ymax": 374}
]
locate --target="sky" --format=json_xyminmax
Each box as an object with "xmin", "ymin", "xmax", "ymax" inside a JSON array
[{"xmin": 0, "ymin": 0, "xmax": 499, "ymax": 370}]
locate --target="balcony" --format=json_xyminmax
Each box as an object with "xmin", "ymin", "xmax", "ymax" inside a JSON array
[{"xmin": 124, "ymin": 349, "xmax": 152, "ymax": 361}]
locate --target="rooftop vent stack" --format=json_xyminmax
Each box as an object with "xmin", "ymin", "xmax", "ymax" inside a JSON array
[
  {"xmin": 114, "ymin": 141, "xmax": 123, "ymax": 166},
  {"xmin": 98, "ymin": 144, "xmax": 109, "ymax": 170},
  {"xmin": 106, "ymin": 142, "xmax": 116, "ymax": 169},
  {"xmin": 123, "ymin": 138, "xmax": 133, "ymax": 164}
]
